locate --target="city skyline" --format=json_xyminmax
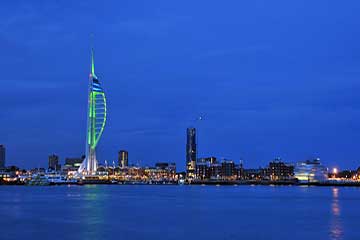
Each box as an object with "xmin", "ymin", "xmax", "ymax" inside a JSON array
[
  {"xmin": 2, "ymin": 2, "xmax": 360, "ymax": 240},
  {"xmin": 2, "ymin": 1, "xmax": 360, "ymax": 169}
]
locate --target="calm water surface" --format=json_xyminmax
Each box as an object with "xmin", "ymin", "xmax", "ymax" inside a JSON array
[{"xmin": 0, "ymin": 185, "xmax": 359, "ymax": 240}]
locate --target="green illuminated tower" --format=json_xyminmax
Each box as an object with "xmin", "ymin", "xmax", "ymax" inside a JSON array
[{"xmin": 78, "ymin": 48, "xmax": 107, "ymax": 175}]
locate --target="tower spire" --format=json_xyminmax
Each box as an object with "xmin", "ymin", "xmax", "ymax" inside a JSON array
[
  {"xmin": 91, "ymin": 48, "xmax": 95, "ymax": 76},
  {"xmin": 90, "ymin": 33, "xmax": 95, "ymax": 76}
]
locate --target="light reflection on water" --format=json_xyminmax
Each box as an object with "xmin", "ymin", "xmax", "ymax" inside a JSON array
[
  {"xmin": 330, "ymin": 187, "xmax": 343, "ymax": 240},
  {"xmin": 81, "ymin": 186, "xmax": 106, "ymax": 239},
  {"xmin": 0, "ymin": 185, "xmax": 359, "ymax": 240}
]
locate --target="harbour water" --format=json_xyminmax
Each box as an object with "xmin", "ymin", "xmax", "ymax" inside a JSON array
[{"xmin": 0, "ymin": 185, "xmax": 359, "ymax": 240}]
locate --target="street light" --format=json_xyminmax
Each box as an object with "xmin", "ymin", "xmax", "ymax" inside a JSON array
[{"xmin": 333, "ymin": 168, "xmax": 338, "ymax": 178}]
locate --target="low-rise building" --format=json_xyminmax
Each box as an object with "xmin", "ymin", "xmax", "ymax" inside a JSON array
[
  {"xmin": 268, "ymin": 158, "xmax": 294, "ymax": 180},
  {"xmin": 209, "ymin": 163, "xmax": 222, "ymax": 180},
  {"xmin": 196, "ymin": 162, "xmax": 211, "ymax": 180},
  {"xmin": 63, "ymin": 157, "xmax": 84, "ymax": 174},
  {"xmin": 244, "ymin": 168, "xmax": 267, "ymax": 180},
  {"xmin": 221, "ymin": 160, "xmax": 236, "ymax": 180}
]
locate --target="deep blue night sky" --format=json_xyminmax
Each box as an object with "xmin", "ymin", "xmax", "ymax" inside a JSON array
[{"xmin": 2, "ymin": 1, "xmax": 360, "ymax": 170}]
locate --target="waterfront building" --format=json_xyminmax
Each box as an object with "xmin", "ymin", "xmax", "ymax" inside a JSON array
[
  {"xmin": 0, "ymin": 170, "xmax": 11, "ymax": 182},
  {"xmin": 268, "ymin": 158, "xmax": 294, "ymax": 180},
  {"xmin": 96, "ymin": 165, "xmax": 108, "ymax": 176},
  {"xmin": 78, "ymin": 48, "xmax": 107, "ymax": 175},
  {"xmin": 221, "ymin": 160, "xmax": 236, "ymax": 180},
  {"xmin": 195, "ymin": 158, "xmax": 243, "ymax": 180},
  {"xmin": 0, "ymin": 145, "xmax": 5, "ymax": 169},
  {"xmin": 48, "ymin": 154, "xmax": 60, "ymax": 171},
  {"xmin": 0, "ymin": 166, "xmax": 20, "ymax": 182},
  {"xmin": 128, "ymin": 167, "xmax": 145, "ymax": 180},
  {"xmin": 138, "ymin": 162, "xmax": 177, "ymax": 181},
  {"xmin": 118, "ymin": 150, "xmax": 129, "ymax": 168},
  {"xmin": 209, "ymin": 163, "xmax": 222, "ymax": 179},
  {"xmin": 113, "ymin": 166, "xmax": 121, "ymax": 174},
  {"xmin": 196, "ymin": 162, "xmax": 211, "ymax": 180},
  {"xmin": 186, "ymin": 128, "xmax": 197, "ymax": 178},
  {"xmin": 144, "ymin": 166, "xmax": 177, "ymax": 182},
  {"xmin": 155, "ymin": 162, "xmax": 176, "ymax": 173},
  {"xmin": 65, "ymin": 157, "xmax": 84, "ymax": 172},
  {"xmin": 195, "ymin": 157, "xmax": 218, "ymax": 179},
  {"xmin": 244, "ymin": 168, "xmax": 267, "ymax": 180},
  {"xmin": 198, "ymin": 157, "xmax": 217, "ymax": 164},
  {"xmin": 294, "ymin": 158, "xmax": 328, "ymax": 183},
  {"xmin": 336, "ymin": 170, "xmax": 357, "ymax": 179}
]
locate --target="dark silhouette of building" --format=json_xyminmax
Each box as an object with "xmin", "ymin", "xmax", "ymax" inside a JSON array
[
  {"xmin": 268, "ymin": 158, "xmax": 294, "ymax": 180},
  {"xmin": 244, "ymin": 168, "xmax": 267, "ymax": 180},
  {"xmin": 209, "ymin": 163, "xmax": 221, "ymax": 179},
  {"xmin": 196, "ymin": 162, "xmax": 210, "ymax": 180},
  {"xmin": 221, "ymin": 160, "xmax": 236, "ymax": 180},
  {"xmin": 237, "ymin": 160, "xmax": 245, "ymax": 180},
  {"xmin": 64, "ymin": 157, "xmax": 83, "ymax": 171},
  {"xmin": 118, "ymin": 150, "xmax": 128, "ymax": 168},
  {"xmin": 0, "ymin": 145, "xmax": 5, "ymax": 169},
  {"xmin": 48, "ymin": 154, "xmax": 60, "ymax": 171},
  {"xmin": 186, "ymin": 128, "xmax": 196, "ymax": 178},
  {"xmin": 155, "ymin": 162, "xmax": 176, "ymax": 173},
  {"xmin": 195, "ymin": 157, "xmax": 218, "ymax": 180},
  {"xmin": 336, "ymin": 170, "xmax": 356, "ymax": 179}
]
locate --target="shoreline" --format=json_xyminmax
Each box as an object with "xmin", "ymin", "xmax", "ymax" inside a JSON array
[{"xmin": 2, "ymin": 179, "xmax": 360, "ymax": 187}]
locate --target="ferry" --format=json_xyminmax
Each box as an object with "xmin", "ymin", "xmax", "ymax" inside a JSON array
[
  {"xmin": 27, "ymin": 173, "xmax": 78, "ymax": 186},
  {"xmin": 27, "ymin": 174, "xmax": 50, "ymax": 186},
  {"xmin": 47, "ymin": 174, "xmax": 78, "ymax": 185}
]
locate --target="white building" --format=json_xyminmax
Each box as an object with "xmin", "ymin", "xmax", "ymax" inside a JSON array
[{"xmin": 294, "ymin": 158, "xmax": 328, "ymax": 183}]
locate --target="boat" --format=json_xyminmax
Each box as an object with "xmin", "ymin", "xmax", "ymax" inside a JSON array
[
  {"xmin": 47, "ymin": 174, "xmax": 78, "ymax": 185},
  {"xmin": 27, "ymin": 174, "xmax": 50, "ymax": 186},
  {"xmin": 27, "ymin": 173, "xmax": 78, "ymax": 186},
  {"xmin": 47, "ymin": 174, "xmax": 66, "ymax": 184}
]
